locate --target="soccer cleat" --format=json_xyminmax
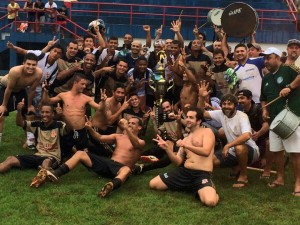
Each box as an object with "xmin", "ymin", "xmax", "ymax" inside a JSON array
[
  {"xmin": 30, "ymin": 168, "xmax": 47, "ymax": 188},
  {"xmin": 98, "ymin": 182, "xmax": 114, "ymax": 198},
  {"xmin": 46, "ymin": 169, "xmax": 58, "ymax": 182},
  {"xmin": 140, "ymin": 155, "xmax": 159, "ymax": 163},
  {"xmin": 133, "ymin": 164, "xmax": 144, "ymax": 175}
]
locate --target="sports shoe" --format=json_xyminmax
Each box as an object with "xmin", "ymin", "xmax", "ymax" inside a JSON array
[
  {"xmin": 133, "ymin": 163, "xmax": 144, "ymax": 175},
  {"xmin": 30, "ymin": 168, "xmax": 47, "ymax": 188},
  {"xmin": 140, "ymin": 155, "xmax": 159, "ymax": 163},
  {"xmin": 46, "ymin": 168, "xmax": 58, "ymax": 182},
  {"xmin": 98, "ymin": 182, "xmax": 114, "ymax": 198}
]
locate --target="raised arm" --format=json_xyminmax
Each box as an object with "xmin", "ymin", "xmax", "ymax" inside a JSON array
[
  {"xmin": 7, "ymin": 41, "xmax": 27, "ymax": 55},
  {"xmin": 196, "ymin": 81, "xmax": 213, "ymax": 120},
  {"xmin": 85, "ymin": 116, "xmax": 117, "ymax": 144},
  {"xmin": 105, "ymin": 97, "xmax": 131, "ymax": 125},
  {"xmin": 171, "ymin": 20, "xmax": 184, "ymax": 48},
  {"xmin": 143, "ymin": 25, "xmax": 151, "ymax": 48},
  {"xmin": 42, "ymin": 36, "xmax": 59, "ymax": 53},
  {"xmin": 119, "ymin": 118, "xmax": 145, "ymax": 149}
]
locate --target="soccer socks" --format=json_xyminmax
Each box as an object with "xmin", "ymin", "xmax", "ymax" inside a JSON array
[
  {"xmin": 54, "ymin": 163, "xmax": 70, "ymax": 177},
  {"xmin": 111, "ymin": 178, "xmax": 122, "ymax": 190}
]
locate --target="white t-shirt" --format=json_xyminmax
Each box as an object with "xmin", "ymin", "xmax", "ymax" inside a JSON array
[
  {"xmin": 208, "ymin": 110, "xmax": 259, "ymax": 157},
  {"xmin": 97, "ymin": 48, "xmax": 119, "ymax": 65},
  {"xmin": 235, "ymin": 57, "xmax": 264, "ymax": 103}
]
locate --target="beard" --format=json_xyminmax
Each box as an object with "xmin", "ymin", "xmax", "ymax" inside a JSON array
[{"xmin": 222, "ymin": 108, "xmax": 236, "ymax": 118}]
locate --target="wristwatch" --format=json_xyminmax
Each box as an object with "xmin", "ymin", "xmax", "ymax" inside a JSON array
[{"xmin": 285, "ymin": 84, "xmax": 294, "ymax": 91}]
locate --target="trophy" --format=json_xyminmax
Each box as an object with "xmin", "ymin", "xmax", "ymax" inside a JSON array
[{"xmin": 149, "ymin": 50, "xmax": 174, "ymax": 126}]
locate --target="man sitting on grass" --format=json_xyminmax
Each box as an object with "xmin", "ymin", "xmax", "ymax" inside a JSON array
[
  {"xmin": 0, "ymin": 102, "xmax": 68, "ymax": 188},
  {"xmin": 32, "ymin": 117, "xmax": 145, "ymax": 197},
  {"xmin": 149, "ymin": 108, "xmax": 219, "ymax": 207}
]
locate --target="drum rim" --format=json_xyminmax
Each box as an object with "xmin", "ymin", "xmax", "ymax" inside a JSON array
[
  {"xmin": 221, "ymin": 2, "xmax": 259, "ymax": 38},
  {"xmin": 207, "ymin": 8, "xmax": 224, "ymax": 26}
]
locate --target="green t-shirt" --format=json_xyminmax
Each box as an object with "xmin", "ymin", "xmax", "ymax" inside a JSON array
[{"xmin": 260, "ymin": 64, "xmax": 300, "ymax": 124}]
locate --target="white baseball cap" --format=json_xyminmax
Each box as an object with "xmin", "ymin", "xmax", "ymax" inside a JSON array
[{"xmin": 260, "ymin": 47, "xmax": 282, "ymax": 57}]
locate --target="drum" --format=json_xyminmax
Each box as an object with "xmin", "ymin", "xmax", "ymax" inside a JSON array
[
  {"xmin": 207, "ymin": 8, "xmax": 223, "ymax": 27},
  {"xmin": 270, "ymin": 108, "xmax": 300, "ymax": 139},
  {"xmin": 88, "ymin": 19, "xmax": 106, "ymax": 34},
  {"xmin": 221, "ymin": 2, "xmax": 259, "ymax": 38}
]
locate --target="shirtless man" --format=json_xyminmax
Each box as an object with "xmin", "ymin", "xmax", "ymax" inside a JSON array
[
  {"xmin": 42, "ymin": 73, "xmax": 105, "ymax": 155},
  {"xmin": 0, "ymin": 53, "xmax": 42, "ymax": 143},
  {"xmin": 149, "ymin": 108, "xmax": 219, "ymax": 207},
  {"xmin": 34, "ymin": 117, "xmax": 145, "ymax": 197},
  {"xmin": 94, "ymin": 83, "xmax": 131, "ymax": 134},
  {"xmin": 176, "ymin": 60, "xmax": 198, "ymax": 112}
]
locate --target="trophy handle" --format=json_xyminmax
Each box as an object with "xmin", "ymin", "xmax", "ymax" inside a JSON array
[
  {"xmin": 167, "ymin": 79, "xmax": 174, "ymax": 92},
  {"xmin": 148, "ymin": 80, "xmax": 156, "ymax": 92}
]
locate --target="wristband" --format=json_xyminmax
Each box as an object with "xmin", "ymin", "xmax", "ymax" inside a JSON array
[{"xmin": 285, "ymin": 84, "xmax": 294, "ymax": 91}]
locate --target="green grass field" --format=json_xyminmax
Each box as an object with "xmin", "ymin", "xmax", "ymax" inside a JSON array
[{"xmin": 0, "ymin": 113, "xmax": 299, "ymax": 225}]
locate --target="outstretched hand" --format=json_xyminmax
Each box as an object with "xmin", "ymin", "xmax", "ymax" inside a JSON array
[
  {"xmin": 152, "ymin": 134, "xmax": 169, "ymax": 151},
  {"xmin": 197, "ymin": 80, "xmax": 210, "ymax": 98}
]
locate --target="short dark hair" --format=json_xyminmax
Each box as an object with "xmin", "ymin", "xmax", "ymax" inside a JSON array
[
  {"xmin": 172, "ymin": 40, "xmax": 182, "ymax": 48},
  {"xmin": 188, "ymin": 107, "xmax": 205, "ymax": 122},
  {"xmin": 221, "ymin": 94, "xmax": 238, "ymax": 107},
  {"xmin": 50, "ymin": 43, "xmax": 64, "ymax": 52},
  {"xmin": 41, "ymin": 103, "xmax": 54, "ymax": 112},
  {"xmin": 130, "ymin": 116, "xmax": 143, "ymax": 127},
  {"xmin": 72, "ymin": 73, "xmax": 87, "ymax": 84},
  {"xmin": 213, "ymin": 49, "xmax": 225, "ymax": 57},
  {"xmin": 24, "ymin": 53, "xmax": 38, "ymax": 62},
  {"xmin": 234, "ymin": 43, "xmax": 247, "ymax": 51},
  {"xmin": 199, "ymin": 32, "xmax": 206, "ymax": 41},
  {"xmin": 113, "ymin": 82, "xmax": 125, "ymax": 91},
  {"xmin": 68, "ymin": 40, "xmax": 78, "ymax": 46},
  {"xmin": 83, "ymin": 35, "xmax": 94, "ymax": 42},
  {"xmin": 108, "ymin": 36, "xmax": 118, "ymax": 42},
  {"xmin": 129, "ymin": 92, "xmax": 138, "ymax": 98},
  {"xmin": 135, "ymin": 56, "xmax": 148, "ymax": 65}
]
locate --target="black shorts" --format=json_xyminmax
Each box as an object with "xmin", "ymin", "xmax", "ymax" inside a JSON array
[
  {"xmin": 62, "ymin": 127, "xmax": 89, "ymax": 150},
  {"xmin": 0, "ymin": 86, "xmax": 28, "ymax": 116},
  {"xmin": 15, "ymin": 155, "xmax": 58, "ymax": 169},
  {"xmin": 159, "ymin": 167, "xmax": 214, "ymax": 195},
  {"xmin": 87, "ymin": 127, "xmax": 114, "ymax": 157},
  {"xmin": 214, "ymin": 144, "xmax": 255, "ymax": 168},
  {"xmin": 87, "ymin": 153, "xmax": 124, "ymax": 179}
]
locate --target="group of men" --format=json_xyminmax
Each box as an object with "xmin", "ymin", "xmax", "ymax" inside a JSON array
[{"xmin": 0, "ymin": 17, "xmax": 300, "ymax": 208}]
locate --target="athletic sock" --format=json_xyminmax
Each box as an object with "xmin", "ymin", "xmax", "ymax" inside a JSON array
[
  {"xmin": 111, "ymin": 178, "xmax": 122, "ymax": 190},
  {"xmin": 54, "ymin": 163, "xmax": 70, "ymax": 177}
]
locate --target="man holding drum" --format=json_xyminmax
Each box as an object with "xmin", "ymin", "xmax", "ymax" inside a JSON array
[{"xmin": 260, "ymin": 47, "xmax": 300, "ymax": 196}]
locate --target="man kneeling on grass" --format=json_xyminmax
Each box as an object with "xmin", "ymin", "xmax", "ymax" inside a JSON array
[
  {"xmin": 149, "ymin": 108, "xmax": 219, "ymax": 207},
  {"xmin": 33, "ymin": 117, "xmax": 145, "ymax": 197},
  {"xmin": 0, "ymin": 102, "xmax": 68, "ymax": 188}
]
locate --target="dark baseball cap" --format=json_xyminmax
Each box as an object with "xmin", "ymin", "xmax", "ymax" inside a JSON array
[{"xmin": 237, "ymin": 89, "xmax": 252, "ymax": 98}]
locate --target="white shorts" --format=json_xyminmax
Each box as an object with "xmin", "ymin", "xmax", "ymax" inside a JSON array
[{"xmin": 269, "ymin": 126, "xmax": 300, "ymax": 153}]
